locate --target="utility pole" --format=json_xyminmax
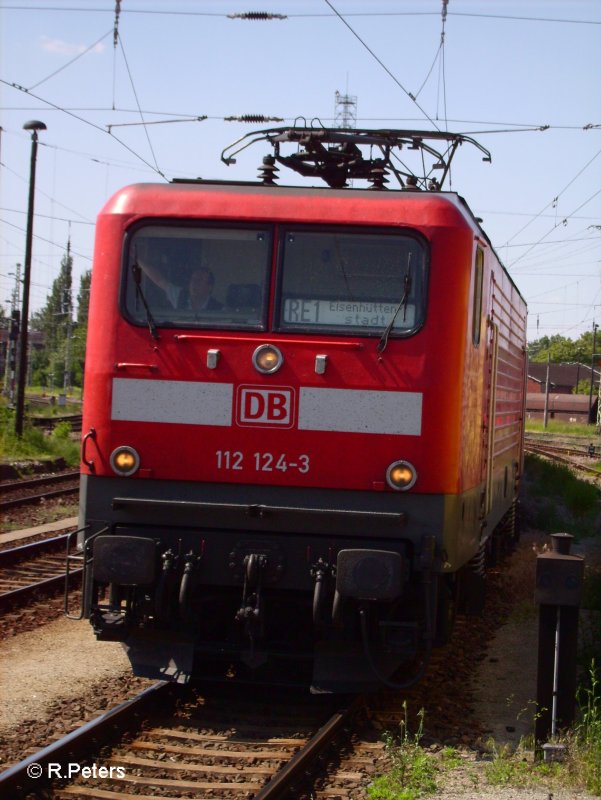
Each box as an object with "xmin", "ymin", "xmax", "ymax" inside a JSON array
[
  {"xmin": 15, "ymin": 120, "xmax": 46, "ymax": 436},
  {"xmin": 588, "ymin": 321, "xmax": 598, "ymax": 423},
  {"xmin": 543, "ymin": 352, "xmax": 551, "ymax": 429},
  {"xmin": 3, "ymin": 265, "xmax": 21, "ymax": 400}
]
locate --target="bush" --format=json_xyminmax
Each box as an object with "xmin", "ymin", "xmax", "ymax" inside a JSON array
[{"xmin": 0, "ymin": 407, "xmax": 80, "ymax": 467}]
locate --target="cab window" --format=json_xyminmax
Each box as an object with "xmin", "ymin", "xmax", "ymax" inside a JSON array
[
  {"xmin": 123, "ymin": 224, "xmax": 271, "ymax": 330},
  {"xmin": 276, "ymin": 229, "xmax": 427, "ymax": 336}
]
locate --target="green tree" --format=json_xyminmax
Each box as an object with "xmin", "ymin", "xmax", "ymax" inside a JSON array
[
  {"xmin": 529, "ymin": 334, "xmax": 577, "ymax": 363},
  {"xmin": 30, "ymin": 245, "xmax": 73, "ymax": 388},
  {"xmin": 71, "ymin": 270, "xmax": 91, "ymax": 386},
  {"xmin": 574, "ymin": 379, "xmax": 593, "ymax": 395},
  {"xmin": 528, "ymin": 330, "xmax": 598, "ymax": 365}
]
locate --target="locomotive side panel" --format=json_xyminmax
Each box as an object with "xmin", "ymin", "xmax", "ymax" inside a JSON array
[{"xmin": 484, "ymin": 252, "xmax": 527, "ymax": 532}]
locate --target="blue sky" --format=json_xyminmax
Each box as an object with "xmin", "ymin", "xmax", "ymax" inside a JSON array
[{"xmin": 1, "ymin": 0, "xmax": 600, "ymax": 342}]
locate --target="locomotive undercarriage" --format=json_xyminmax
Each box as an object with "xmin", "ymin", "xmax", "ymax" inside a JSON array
[
  {"xmin": 77, "ymin": 477, "xmax": 451, "ymax": 691},
  {"xmin": 86, "ymin": 525, "xmax": 435, "ymax": 692},
  {"xmin": 76, "ymin": 476, "xmax": 517, "ymax": 691}
]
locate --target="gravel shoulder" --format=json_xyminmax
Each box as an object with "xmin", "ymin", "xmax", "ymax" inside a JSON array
[
  {"xmin": 0, "ymin": 619, "xmax": 153, "ymax": 769},
  {"xmin": 0, "ymin": 618, "xmax": 140, "ymax": 732}
]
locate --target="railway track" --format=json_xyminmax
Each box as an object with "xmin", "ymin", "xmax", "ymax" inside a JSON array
[
  {"xmin": 524, "ymin": 440, "xmax": 601, "ymax": 479},
  {"xmin": 0, "ymin": 534, "xmax": 81, "ymax": 610},
  {"xmin": 31, "ymin": 413, "xmax": 83, "ymax": 433},
  {"xmin": 1, "ymin": 470, "xmax": 80, "ymax": 513},
  {"xmin": 524, "ymin": 433, "xmax": 600, "ymax": 458},
  {"xmin": 0, "ymin": 683, "xmax": 372, "ymax": 799}
]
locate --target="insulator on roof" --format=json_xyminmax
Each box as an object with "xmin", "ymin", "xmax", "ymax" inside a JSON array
[
  {"xmin": 258, "ymin": 155, "xmax": 279, "ymax": 185},
  {"xmin": 367, "ymin": 159, "xmax": 389, "ymax": 191}
]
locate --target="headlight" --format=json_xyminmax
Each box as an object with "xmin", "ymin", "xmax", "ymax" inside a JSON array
[
  {"xmin": 386, "ymin": 460, "xmax": 417, "ymax": 491},
  {"xmin": 253, "ymin": 344, "xmax": 283, "ymax": 374},
  {"xmin": 110, "ymin": 446, "xmax": 140, "ymax": 477}
]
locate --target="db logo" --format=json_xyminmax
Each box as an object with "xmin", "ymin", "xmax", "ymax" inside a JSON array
[{"xmin": 237, "ymin": 386, "xmax": 295, "ymax": 428}]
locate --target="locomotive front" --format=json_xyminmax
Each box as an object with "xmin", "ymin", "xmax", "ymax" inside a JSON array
[{"xmin": 75, "ymin": 129, "xmax": 526, "ymax": 691}]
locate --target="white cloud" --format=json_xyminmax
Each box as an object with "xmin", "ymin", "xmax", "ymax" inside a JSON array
[{"xmin": 40, "ymin": 36, "xmax": 105, "ymax": 56}]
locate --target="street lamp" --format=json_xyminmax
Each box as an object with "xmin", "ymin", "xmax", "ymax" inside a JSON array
[{"xmin": 15, "ymin": 120, "xmax": 46, "ymax": 436}]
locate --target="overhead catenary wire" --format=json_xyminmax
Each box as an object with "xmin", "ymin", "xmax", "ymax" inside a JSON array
[
  {"xmin": 412, "ymin": 0, "xmax": 449, "ymax": 132},
  {"xmin": 27, "ymin": 29, "xmax": 112, "ymax": 91},
  {"xmin": 322, "ymin": 0, "xmax": 442, "ymax": 133},
  {"xmin": 500, "ymin": 235, "xmax": 601, "ymax": 248},
  {"xmin": 0, "ymin": 155, "xmax": 95, "ymax": 222},
  {"xmin": 2, "ymin": 105, "xmax": 597, "ymax": 132},
  {"xmin": 502, "ymin": 147, "xmax": 601, "ymax": 248},
  {"xmin": 2, "ymin": 6, "xmax": 600, "ymax": 25},
  {"xmin": 107, "ymin": 116, "xmax": 208, "ymax": 131},
  {"xmin": 508, "ymin": 188, "xmax": 601, "ymax": 270},
  {"xmin": 0, "ymin": 217, "xmax": 92, "ymax": 262},
  {"xmin": 112, "ymin": 0, "xmax": 121, "ymax": 109},
  {"xmin": 0, "ymin": 78, "xmax": 168, "ymax": 179},
  {"xmin": 505, "ymin": 235, "xmax": 601, "ymax": 273},
  {"xmin": 115, "ymin": 35, "xmax": 164, "ymax": 178},
  {"xmin": 437, "ymin": 0, "xmax": 449, "ymax": 128}
]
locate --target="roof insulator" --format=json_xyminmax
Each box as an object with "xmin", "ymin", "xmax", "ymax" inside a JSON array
[
  {"xmin": 258, "ymin": 155, "xmax": 279, "ymax": 185},
  {"xmin": 367, "ymin": 158, "xmax": 389, "ymax": 191}
]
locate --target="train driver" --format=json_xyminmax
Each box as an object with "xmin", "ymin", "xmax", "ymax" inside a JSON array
[{"xmin": 137, "ymin": 257, "xmax": 223, "ymax": 313}]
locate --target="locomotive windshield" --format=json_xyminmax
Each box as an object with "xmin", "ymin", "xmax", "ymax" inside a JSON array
[
  {"xmin": 124, "ymin": 224, "xmax": 272, "ymax": 331},
  {"xmin": 123, "ymin": 224, "xmax": 426, "ymax": 337},
  {"xmin": 276, "ymin": 229, "xmax": 426, "ymax": 336}
]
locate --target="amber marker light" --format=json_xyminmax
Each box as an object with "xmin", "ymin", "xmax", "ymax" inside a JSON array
[
  {"xmin": 253, "ymin": 344, "xmax": 283, "ymax": 374},
  {"xmin": 386, "ymin": 460, "xmax": 417, "ymax": 491},
  {"xmin": 110, "ymin": 446, "xmax": 140, "ymax": 477}
]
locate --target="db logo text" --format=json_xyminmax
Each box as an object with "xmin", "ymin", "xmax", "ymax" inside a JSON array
[{"xmin": 236, "ymin": 386, "xmax": 295, "ymax": 428}]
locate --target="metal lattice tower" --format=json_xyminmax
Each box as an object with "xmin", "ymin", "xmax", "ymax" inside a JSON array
[{"xmin": 334, "ymin": 90, "xmax": 357, "ymax": 128}]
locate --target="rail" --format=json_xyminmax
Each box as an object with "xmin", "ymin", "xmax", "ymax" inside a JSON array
[
  {"xmin": 0, "ymin": 534, "xmax": 82, "ymax": 610},
  {"xmin": 0, "ymin": 683, "xmax": 170, "ymax": 798},
  {"xmin": 0, "ymin": 683, "xmax": 362, "ymax": 799}
]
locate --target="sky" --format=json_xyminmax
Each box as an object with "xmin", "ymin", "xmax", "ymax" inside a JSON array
[{"xmin": 1, "ymin": 0, "xmax": 600, "ymax": 343}]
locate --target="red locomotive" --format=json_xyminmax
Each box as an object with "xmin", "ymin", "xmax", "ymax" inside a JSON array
[{"xmin": 73, "ymin": 128, "xmax": 527, "ymax": 691}]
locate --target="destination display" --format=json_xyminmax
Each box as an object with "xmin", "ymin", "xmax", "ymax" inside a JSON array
[{"xmin": 282, "ymin": 298, "xmax": 416, "ymax": 328}]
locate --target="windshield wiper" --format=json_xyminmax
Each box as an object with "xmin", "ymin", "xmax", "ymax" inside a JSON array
[
  {"xmin": 377, "ymin": 268, "xmax": 413, "ymax": 354},
  {"xmin": 132, "ymin": 255, "xmax": 159, "ymax": 340}
]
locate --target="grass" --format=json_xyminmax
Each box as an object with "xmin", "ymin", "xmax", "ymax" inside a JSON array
[
  {"xmin": 29, "ymin": 401, "xmax": 82, "ymax": 417},
  {"xmin": 0, "ymin": 501, "xmax": 80, "ymax": 534},
  {"xmin": 523, "ymin": 453, "xmax": 600, "ymax": 538},
  {"xmin": 525, "ymin": 419, "xmax": 599, "ymax": 437},
  {"xmin": 0, "ymin": 405, "xmax": 80, "ymax": 469},
  {"xmin": 367, "ymin": 704, "xmax": 437, "ymax": 800},
  {"xmin": 481, "ymin": 663, "xmax": 601, "ymax": 795},
  {"xmin": 573, "ymin": 661, "xmax": 601, "ymax": 793},
  {"xmin": 482, "ymin": 738, "xmax": 565, "ymax": 788},
  {"xmin": 26, "ymin": 384, "xmax": 83, "ymax": 401},
  {"xmin": 369, "ymin": 668, "xmax": 601, "ymax": 798}
]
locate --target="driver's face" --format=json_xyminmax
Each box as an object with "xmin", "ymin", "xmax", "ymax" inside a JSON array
[{"xmin": 188, "ymin": 270, "xmax": 212, "ymax": 306}]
